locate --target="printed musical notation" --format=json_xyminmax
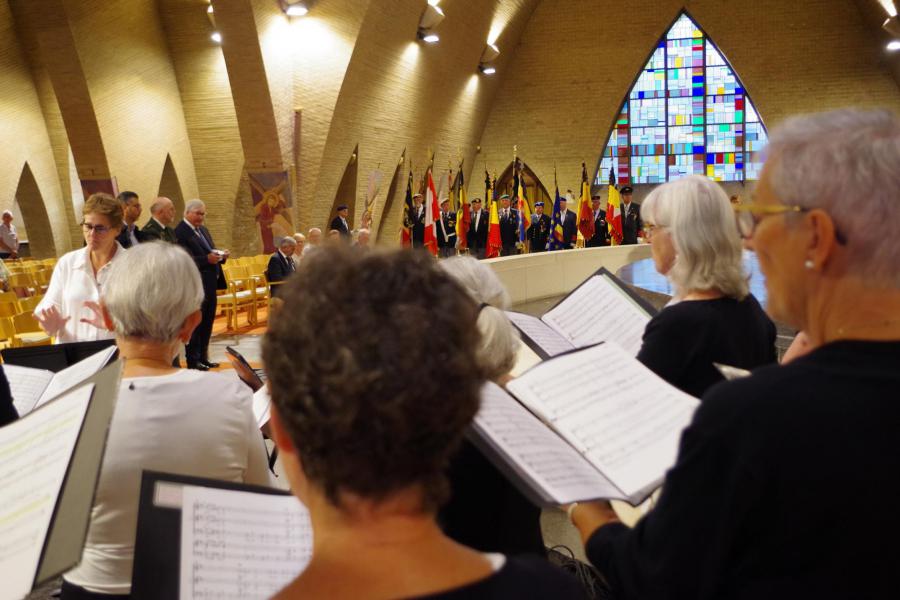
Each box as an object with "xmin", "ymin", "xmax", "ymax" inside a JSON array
[{"xmin": 180, "ymin": 487, "xmax": 313, "ymax": 600}]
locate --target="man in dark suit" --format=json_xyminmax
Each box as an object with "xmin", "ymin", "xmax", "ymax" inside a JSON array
[
  {"xmin": 329, "ymin": 204, "xmax": 351, "ymax": 240},
  {"xmin": 437, "ymin": 198, "xmax": 457, "ymax": 258},
  {"xmin": 526, "ymin": 201, "xmax": 551, "ymax": 252},
  {"xmin": 620, "ymin": 186, "xmax": 643, "ymax": 245},
  {"xmin": 266, "ymin": 236, "xmax": 296, "ymax": 297},
  {"xmin": 410, "ymin": 194, "xmax": 426, "ymax": 248},
  {"xmin": 141, "ymin": 197, "xmax": 177, "ymax": 243},
  {"xmin": 467, "ymin": 198, "xmax": 488, "ymax": 259},
  {"xmin": 175, "ymin": 199, "xmax": 229, "ymax": 371},
  {"xmin": 116, "ymin": 191, "xmax": 145, "ymax": 248},
  {"xmin": 558, "ymin": 197, "xmax": 578, "ymax": 250},
  {"xmin": 586, "ymin": 195, "xmax": 610, "ymax": 247},
  {"xmin": 498, "ymin": 194, "xmax": 519, "ymax": 256}
]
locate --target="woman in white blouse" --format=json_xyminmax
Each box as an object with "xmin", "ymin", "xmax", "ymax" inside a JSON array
[
  {"xmin": 34, "ymin": 193, "xmax": 126, "ymax": 343},
  {"xmin": 61, "ymin": 242, "xmax": 272, "ymax": 600}
]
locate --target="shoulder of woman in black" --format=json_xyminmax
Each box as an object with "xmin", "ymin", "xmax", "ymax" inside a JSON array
[{"xmin": 0, "ymin": 364, "xmax": 18, "ymax": 427}]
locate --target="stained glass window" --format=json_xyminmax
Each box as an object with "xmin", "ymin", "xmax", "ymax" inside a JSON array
[{"xmin": 597, "ymin": 12, "xmax": 767, "ymax": 185}]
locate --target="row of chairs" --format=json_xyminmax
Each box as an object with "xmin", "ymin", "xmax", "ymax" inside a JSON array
[
  {"xmin": 219, "ymin": 261, "xmax": 273, "ymax": 330},
  {"xmin": 0, "ymin": 291, "xmax": 52, "ymax": 348}
]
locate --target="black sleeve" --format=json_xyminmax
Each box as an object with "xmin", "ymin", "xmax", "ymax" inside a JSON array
[
  {"xmin": 267, "ymin": 255, "xmax": 285, "ymax": 283},
  {"xmin": 0, "ymin": 365, "xmax": 18, "ymax": 427},
  {"xmin": 585, "ymin": 385, "xmax": 766, "ymax": 599},
  {"xmin": 636, "ymin": 307, "xmax": 695, "ymax": 387},
  {"xmin": 635, "ymin": 204, "xmax": 643, "ymax": 234}
]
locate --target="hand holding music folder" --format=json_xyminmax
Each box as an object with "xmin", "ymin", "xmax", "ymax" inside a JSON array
[
  {"xmin": 468, "ymin": 343, "xmax": 699, "ymax": 506},
  {"xmin": 505, "ymin": 267, "xmax": 657, "ymax": 360},
  {"xmin": 0, "ymin": 360, "xmax": 122, "ymax": 600}
]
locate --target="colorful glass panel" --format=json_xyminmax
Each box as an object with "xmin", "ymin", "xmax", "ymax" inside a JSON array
[{"xmin": 631, "ymin": 156, "xmax": 667, "ymax": 184}]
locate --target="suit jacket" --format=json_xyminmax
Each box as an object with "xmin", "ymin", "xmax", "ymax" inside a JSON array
[
  {"xmin": 330, "ymin": 215, "xmax": 351, "ymax": 238},
  {"xmin": 526, "ymin": 213, "xmax": 551, "ymax": 251},
  {"xmin": 560, "ymin": 211, "xmax": 577, "ymax": 249},
  {"xmin": 437, "ymin": 211, "xmax": 457, "ymax": 248},
  {"xmin": 116, "ymin": 223, "xmax": 146, "ymax": 249},
  {"xmin": 586, "ymin": 210, "xmax": 609, "ymax": 247},
  {"xmin": 467, "ymin": 210, "xmax": 489, "ymax": 249},
  {"xmin": 141, "ymin": 217, "xmax": 177, "ymax": 243},
  {"xmin": 267, "ymin": 251, "xmax": 295, "ymax": 297},
  {"xmin": 499, "ymin": 208, "xmax": 519, "ymax": 247},
  {"xmin": 622, "ymin": 202, "xmax": 643, "ymax": 245},
  {"xmin": 174, "ymin": 220, "xmax": 226, "ymax": 292},
  {"xmin": 411, "ymin": 206, "xmax": 426, "ymax": 246}
]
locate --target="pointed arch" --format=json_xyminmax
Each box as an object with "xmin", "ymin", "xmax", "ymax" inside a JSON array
[
  {"xmin": 329, "ymin": 145, "xmax": 358, "ymax": 229},
  {"xmin": 594, "ymin": 10, "xmax": 768, "ymax": 186},
  {"xmin": 15, "ymin": 163, "xmax": 56, "ymax": 258},
  {"xmin": 157, "ymin": 154, "xmax": 185, "ymax": 217},
  {"xmin": 375, "ymin": 148, "xmax": 406, "ymax": 245},
  {"xmin": 496, "ymin": 160, "xmax": 551, "ymax": 210}
]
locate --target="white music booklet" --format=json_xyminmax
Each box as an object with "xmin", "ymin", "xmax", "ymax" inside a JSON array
[
  {"xmin": 470, "ymin": 343, "xmax": 699, "ymax": 506},
  {"xmin": 505, "ymin": 267, "xmax": 655, "ymax": 360}
]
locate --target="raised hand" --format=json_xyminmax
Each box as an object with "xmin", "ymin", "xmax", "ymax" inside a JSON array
[{"xmin": 35, "ymin": 305, "xmax": 70, "ymax": 336}]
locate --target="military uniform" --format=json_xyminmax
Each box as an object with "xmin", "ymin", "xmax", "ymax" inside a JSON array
[
  {"xmin": 437, "ymin": 208, "xmax": 457, "ymax": 258},
  {"xmin": 526, "ymin": 203, "xmax": 551, "ymax": 252},
  {"xmin": 586, "ymin": 207, "xmax": 609, "ymax": 247}
]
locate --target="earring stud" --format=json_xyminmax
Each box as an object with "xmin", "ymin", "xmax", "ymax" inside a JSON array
[{"xmin": 804, "ymin": 260, "xmax": 814, "ymax": 270}]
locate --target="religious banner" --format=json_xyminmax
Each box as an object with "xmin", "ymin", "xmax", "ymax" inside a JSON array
[{"xmin": 249, "ymin": 171, "xmax": 294, "ymax": 254}]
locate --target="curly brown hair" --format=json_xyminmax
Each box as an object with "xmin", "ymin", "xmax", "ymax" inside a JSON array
[
  {"xmin": 262, "ymin": 246, "xmax": 488, "ymax": 511},
  {"xmin": 83, "ymin": 192, "xmax": 124, "ymax": 230}
]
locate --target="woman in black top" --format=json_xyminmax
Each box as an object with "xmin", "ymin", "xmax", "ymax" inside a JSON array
[
  {"xmin": 263, "ymin": 248, "xmax": 584, "ymax": 599},
  {"xmin": 568, "ymin": 109, "xmax": 900, "ymax": 599},
  {"xmin": 636, "ymin": 174, "xmax": 776, "ymax": 396}
]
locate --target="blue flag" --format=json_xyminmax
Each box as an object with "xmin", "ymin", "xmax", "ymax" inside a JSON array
[{"xmin": 547, "ymin": 186, "xmax": 566, "ymax": 251}]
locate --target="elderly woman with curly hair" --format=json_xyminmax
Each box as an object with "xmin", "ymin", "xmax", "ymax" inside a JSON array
[{"xmin": 264, "ymin": 247, "xmax": 584, "ymax": 599}]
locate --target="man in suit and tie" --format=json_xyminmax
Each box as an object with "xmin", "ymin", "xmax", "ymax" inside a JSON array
[
  {"xmin": 526, "ymin": 201, "xmax": 551, "ymax": 252},
  {"xmin": 620, "ymin": 186, "xmax": 643, "ymax": 245},
  {"xmin": 330, "ymin": 204, "xmax": 352, "ymax": 240},
  {"xmin": 586, "ymin": 195, "xmax": 610, "ymax": 247},
  {"xmin": 558, "ymin": 197, "xmax": 577, "ymax": 250},
  {"xmin": 437, "ymin": 198, "xmax": 457, "ymax": 258},
  {"xmin": 116, "ymin": 191, "xmax": 145, "ymax": 248},
  {"xmin": 498, "ymin": 194, "xmax": 520, "ymax": 256},
  {"xmin": 267, "ymin": 236, "xmax": 296, "ymax": 296},
  {"xmin": 467, "ymin": 198, "xmax": 488, "ymax": 259},
  {"xmin": 141, "ymin": 197, "xmax": 178, "ymax": 243},
  {"xmin": 175, "ymin": 199, "xmax": 229, "ymax": 371},
  {"xmin": 411, "ymin": 193, "xmax": 426, "ymax": 248}
]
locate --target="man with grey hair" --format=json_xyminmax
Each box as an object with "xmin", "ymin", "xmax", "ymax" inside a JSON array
[
  {"xmin": 175, "ymin": 199, "xmax": 229, "ymax": 370},
  {"xmin": 141, "ymin": 197, "xmax": 177, "ymax": 243},
  {"xmin": 267, "ymin": 236, "xmax": 296, "ymax": 297},
  {"xmin": 354, "ymin": 228, "xmax": 371, "ymax": 250},
  {"xmin": 0, "ymin": 209, "xmax": 19, "ymax": 259},
  {"xmin": 303, "ymin": 227, "xmax": 322, "ymax": 256},
  {"xmin": 292, "ymin": 232, "xmax": 306, "ymax": 266}
]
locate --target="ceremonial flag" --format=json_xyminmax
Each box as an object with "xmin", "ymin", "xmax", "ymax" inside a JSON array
[
  {"xmin": 362, "ymin": 169, "xmax": 383, "ymax": 231},
  {"xmin": 577, "ymin": 162, "xmax": 594, "ymax": 241},
  {"xmin": 423, "ymin": 167, "xmax": 439, "ymax": 256},
  {"xmin": 547, "ymin": 180, "xmax": 566, "ymax": 251},
  {"xmin": 606, "ymin": 167, "xmax": 623, "ymax": 246},
  {"xmin": 515, "ymin": 163, "xmax": 531, "ymax": 246},
  {"xmin": 485, "ymin": 171, "xmax": 502, "ymax": 258},
  {"xmin": 455, "ymin": 169, "xmax": 470, "ymax": 250},
  {"xmin": 401, "ymin": 170, "xmax": 414, "ymax": 247}
]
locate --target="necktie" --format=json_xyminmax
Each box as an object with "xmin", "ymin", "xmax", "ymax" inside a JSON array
[{"xmin": 195, "ymin": 227, "xmax": 212, "ymax": 252}]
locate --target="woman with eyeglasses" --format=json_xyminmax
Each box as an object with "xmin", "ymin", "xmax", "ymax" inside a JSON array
[
  {"xmin": 568, "ymin": 109, "xmax": 900, "ymax": 599},
  {"xmin": 35, "ymin": 193, "xmax": 126, "ymax": 342},
  {"xmin": 635, "ymin": 174, "xmax": 776, "ymax": 397}
]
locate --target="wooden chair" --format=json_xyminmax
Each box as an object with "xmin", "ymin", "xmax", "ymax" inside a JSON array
[
  {"xmin": 0, "ymin": 302, "xmax": 18, "ymax": 318},
  {"xmin": 17, "ymin": 295, "xmax": 43, "ymax": 313},
  {"xmin": 8, "ymin": 273, "xmax": 35, "ymax": 297},
  {"xmin": 0, "ymin": 291, "xmax": 18, "ymax": 305},
  {"xmin": 10, "ymin": 313, "xmax": 52, "ymax": 347},
  {"xmin": 218, "ymin": 266, "xmax": 257, "ymax": 329}
]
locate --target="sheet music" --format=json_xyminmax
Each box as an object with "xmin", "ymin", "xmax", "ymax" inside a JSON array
[
  {"xmin": 505, "ymin": 311, "xmax": 576, "ymax": 358},
  {"xmin": 180, "ymin": 486, "xmax": 313, "ymax": 600},
  {"xmin": 35, "ymin": 346, "xmax": 117, "ymax": 410},
  {"xmin": 5, "ymin": 364, "xmax": 54, "ymax": 416},
  {"xmin": 0, "ymin": 385, "xmax": 93, "ymax": 600},
  {"xmin": 507, "ymin": 344, "xmax": 698, "ymax": 499},
  {"xmin": 474, "ymin": 383, "xmax": 624, "ymax": 504},
  {"xmin": 542, "ymin": 274, "xmax": 652, "ymax": 356},
  {"xmin": 252, "ymin": 387, "xmax": 271, "ymax": 428}
]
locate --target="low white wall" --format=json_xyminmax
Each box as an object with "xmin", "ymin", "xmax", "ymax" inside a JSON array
[{"xmin": 484, "ymin": 244, "xmax": 653, "ymax": 305}]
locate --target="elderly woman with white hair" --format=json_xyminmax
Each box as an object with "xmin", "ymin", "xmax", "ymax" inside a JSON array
[
  {"xmin": 569, "ymin": 109, "xmax": 900, "ymax": 599},
  {"xmin": 635, "ymin": 174, "xmax": 776, "ymax": 397},
  {"xmin": 437, "ymin": 256, "xmax": 544, "ymax": 556},
  {"xmin": 61, "ymin": 242, "xmax": 271, "ymax": 600}
]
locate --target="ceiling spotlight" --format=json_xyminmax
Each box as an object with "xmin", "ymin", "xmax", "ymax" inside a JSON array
[
  {"xmin": 419, "ymin": 32, "xmax": 440, "ymax": 44},
  {"xmin": 885, "ymin": 15, "xmax": 900, "ymax": 37},
  {"xmin": 888, "ymin": 40, "xmax": 900, "ymax": 51},
  {"xmin": 479, "ymin": 64, "xmax": 496, "ymax": 75},
  {"xmin": 210, "ymin": 31, "xmax": 222, "ymax": 43},
  {"xmin": 207, "ymin": 4, "xmax": 213, "ymax": 14},
  {"xmin": 281, "ymin": 0, "xmax": 310, "ymax": 17}
]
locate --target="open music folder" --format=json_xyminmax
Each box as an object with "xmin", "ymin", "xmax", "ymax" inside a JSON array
[
  {"xmin": 468, "ymin": 343, "xmax": 699, "ymax": 507},
  {"xmin": 505, "ymin": 267, "xmax": 657, "ymax": 359},
  {"xmin": 132, "ymin": 472, "xmax": 312, "ymax": 600},
  {"xmin": 0, "ymin": 360, "xmax": 122, "ymax": 600}
]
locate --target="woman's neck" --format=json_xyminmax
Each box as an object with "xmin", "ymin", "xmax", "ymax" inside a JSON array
[
  {"xmin": 90, "ymin": 243, "xmax": 117, "ymax": 274},
  {"xmin": 809, "ymin": 282, "xmax": 900, "ymax": 345},
  {"xmin": 118, "ymin": 337, "xmax": 179, "ymax": 377},
  {"xmin": 680, "ymin": 288, "xmax": 724, "ymax": 301}
]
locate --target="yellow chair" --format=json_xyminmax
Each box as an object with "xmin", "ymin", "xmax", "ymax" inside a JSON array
[
  {"xmin": 17, "ymin": 295, "xmax": 42, "ymax": 313},
  {"xmin": 8, "ymin": 273, "xmax": 35, "ymax": 297},
  {"xmin": 0, "ymin": 302, "xmax": 18, "ymax": 318},
  {"xmin": 31, "ymin": 269, "xmax": 51, "ymax": 293},
  {"xmin": 218, "ymin": 266, "xmax": 257, "ymax": 329},
  {"xmin": 10, "ymin": 313, "xmax": 52, "ymax": 347},
  {"xmin": 0, "ymin": 291, "xmax": 18, "ymax": 305}
]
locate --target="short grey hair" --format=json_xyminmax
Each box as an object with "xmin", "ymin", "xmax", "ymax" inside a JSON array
[
  {"xmin": 764, "ymin": 108, "xmax": 900, "ymax": 287},
  {"xmin": 439, "ymin": 256, "xmax": 518, "ymax": 379},
  {"xmin": 293, "ymin": 232, "xmax": 306, "ymax": 242},
  {"xmin": 103, "ymin": 242, "xmax": 204, "ymax": 342},
  {"xmin": 642, "ymin": 175, "xmax": 747, "ymax": 299},
  {"xmin": 279, "ymin": 236, "xmax": 297, "ymax": 248},
  {"xmin": 184, "ymin": 199, "xmax": 205, "ymax": 216}
]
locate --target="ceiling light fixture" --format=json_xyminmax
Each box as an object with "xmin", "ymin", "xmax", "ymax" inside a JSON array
[
  {"xmin": 211, "ymin": 31, "xmax": 222, "ymax": 43},
  {"xmin": 479, "ymin": 65, "xmax": 496, "ymax": 75},
  {"xmin": 884, "ymin": 15, "xmax": 900, "ymax": 37},
  {"xmin": 888, "ymin": 40, "xmax": 900, "ymax": 51},
  {"xmin": 417, "ymin": 2, "xmax": 444, "ymax": 43},
  {"xmin": 281, "ymin": 0, "xmax": 310, "ymax": 17}
]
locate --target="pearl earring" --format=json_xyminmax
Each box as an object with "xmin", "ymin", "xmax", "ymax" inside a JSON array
[{"xmin": 804, "ymin": 260, "xmax": 814, "ymax": 270}]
